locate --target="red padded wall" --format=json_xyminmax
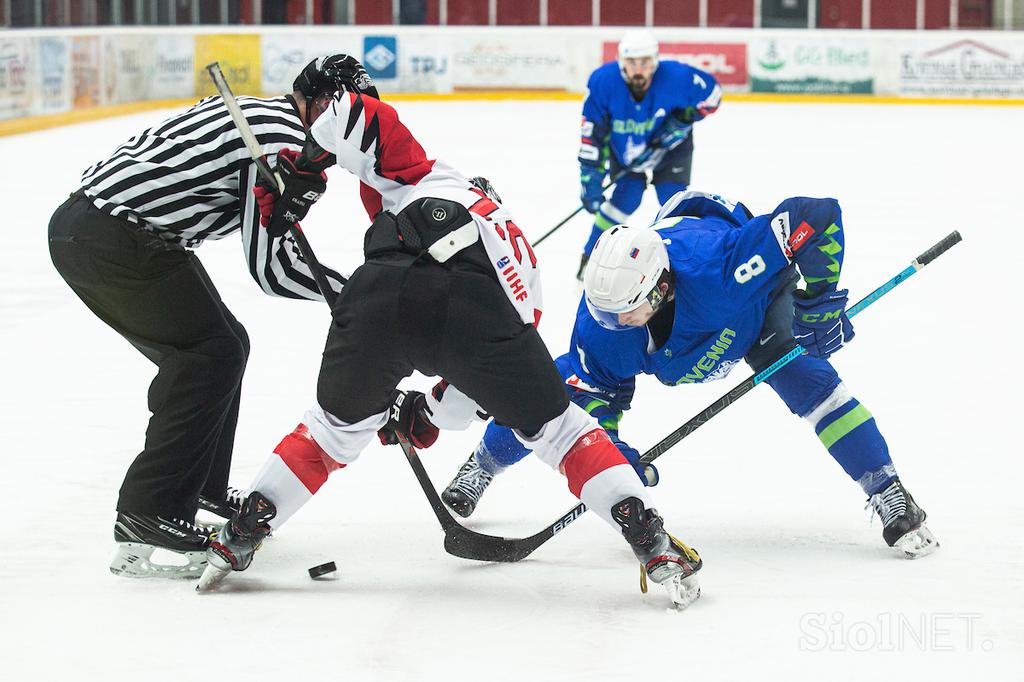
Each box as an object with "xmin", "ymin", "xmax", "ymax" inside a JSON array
[
  {"xmin": 498, "ymin": 0, "xmax": 540, "ymax": 24},
  {"xmin": 818, "ymin": 0, "xmax": 863, "ymax": 29},
  {"xmin": 708, "ymin": 0, "xmax": 753, "ymax": 27},
  {"xmin": 447, "ymin": 0, "xmax": 489, "ymax": 24},
  {"xmin": 599, "ymin": 0, "xmax": 646, "ymax": 26},
  {"xmin": 548, "ymin": 0, "xmax": 594, "ymax": 26}
]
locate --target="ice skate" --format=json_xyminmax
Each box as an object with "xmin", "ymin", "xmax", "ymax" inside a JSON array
[
  {"xmin": 868, "ymin": 478, "xmax": 939, "ymax": 559},
  {"xmin": 198, "ymin": 485, "xmax": 246, "ymax": 521},
  {"xmin": 611, "ymin": 497, "xmax": 702, "ymax": 610},
  {"xmin": 196, "ymin": 491, "xmax": 276, "ymax": 592},
  {"xmin": 109, "ymin": 512, "xmax": 216, "ymax": 579},
  {"xmin": 442, "ymin": 451, "xmax": 494, "ymax": 518}
]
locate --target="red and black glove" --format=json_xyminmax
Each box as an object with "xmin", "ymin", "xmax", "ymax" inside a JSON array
[
  {"xmin": 377, "ymin": 390, "xmax": 440, "ymax": 450},
  {"xmin": 252, "ymin": 148, "xmax": 327, "ymax": 238}
]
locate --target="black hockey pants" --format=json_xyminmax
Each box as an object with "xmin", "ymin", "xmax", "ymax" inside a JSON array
[
  {"xmin": 47, "ymin": 191, "xmax": 245, "ymax": 519},
  {"xmin": 316, "ymin": 248, "xmax": 569, "ymax": 435}
]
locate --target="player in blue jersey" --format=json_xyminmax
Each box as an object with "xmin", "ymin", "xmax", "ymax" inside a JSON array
[
  {"xmin": 575, "ymin": 31, "xmax": 722, "ymax": 280},
  {"xmin": 442, "ymin": 190, "xmax": 938, "ymax": 559}
]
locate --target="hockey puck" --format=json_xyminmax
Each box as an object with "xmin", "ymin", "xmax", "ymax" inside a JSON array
[{"xmin": 308, "ymin": 561, "xmax": 337, "ymax": 579}]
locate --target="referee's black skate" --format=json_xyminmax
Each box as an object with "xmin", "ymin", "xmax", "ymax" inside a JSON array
[
  {"xmin": 198, "ymin": 486, "xmax": 246, "ymax": 520},
  {"xmin": 197, "ymin": 491, "xmax": 276, "ymax": 592},
  {"xmin": 442, "ymin": 451, "xmax": 494, "ymax": 518},
  {"xmin": 110, "ymin": 512, "xmax": 215, "ymax": 579},
  {"xmin": 612, "ymin": 497, "xmax": 702, "ymax": 609},
  {"xmin": 868, "ymin": 479, "xmax": 938, "ymax": 559}
]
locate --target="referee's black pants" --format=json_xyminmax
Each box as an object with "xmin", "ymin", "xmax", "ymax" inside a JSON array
[{"xmin": 47, "ymin": 192, "xmax": 247, "ymax": 520}]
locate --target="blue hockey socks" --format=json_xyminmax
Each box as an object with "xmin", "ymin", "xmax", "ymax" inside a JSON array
[{"xmin": 804, "ymin": 383, "xmax": 896, "ymax": 494}]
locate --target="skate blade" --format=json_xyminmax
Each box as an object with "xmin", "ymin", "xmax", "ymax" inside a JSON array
[
  {"xmin": 195, "ymin": 562, "xmax": 232, "ymax": 592},
  {"xmin": 109, "ymin": 542, "xmax": 206, "ymax": 580},
  {"xmin": 893, "ymin": 524, "xmax": 939, "ymax": 559},
  {"xmin": 664, "ymin": 573, "xmax": 701, "ymax": 610}
]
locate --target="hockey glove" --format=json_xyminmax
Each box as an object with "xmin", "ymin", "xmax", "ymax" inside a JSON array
[
  {"xmin": 378, "ymin": 390, "xmax": 440, "ymax": 450},
  {"xmin": 614, "ymin": 440, "xmax": 659, "ymax": 487},
  {"xmin": 650, "ymin": 108, "xmax": 694, "ymax": 151},
  {"xmin": 628, "ymin": 109, "xmax": 695, "ymax": 173},
  {"xmin": 257, "ymin": 148, "xmax": 328, "ymax": 238},
  {"xmin": 792, "ymin": 288, "xmax": 856, "ymax": 359},
  {"xmin": 580, "ymin": 166, "xmax": 605, "ymax": 213}
]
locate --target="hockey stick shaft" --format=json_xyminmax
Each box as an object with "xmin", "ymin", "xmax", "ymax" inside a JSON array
[
  {"xmin": 640, "ymin": 230, "xmax": 962, "ymax": 462},
  {"xmin": 207, "ymin": 63, "xmax": 538, "ymax": 560},
  {"xmin": 532, "ymin": 170, "xmax": 629, "ymax": 248},
  {"xmin": 206, "ymin": 62, "xmax": 343, "ymax": 304},
  {"xmin": 454, "ymin": 230, "xmax": 962, "ymax": 562}
]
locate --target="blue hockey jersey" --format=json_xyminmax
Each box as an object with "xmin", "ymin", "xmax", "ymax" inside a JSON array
[
  {"xmin": 579, "ymin": 60, "xmax": 721, "ymax": 169},
  {"xmin": 560, "ymin": 191, "xmax": 846, "ymax": 404}
]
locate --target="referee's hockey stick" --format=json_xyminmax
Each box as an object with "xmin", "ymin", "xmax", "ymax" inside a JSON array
[
  {"xmin": 207, "ymin": 63, "xmax": 537, "ymax": 559},
  {"xmin": 206, "ymin": 62, "xmax": 345, "ymax": 302},
  {"xmin": 449, "ymin": 230, "xmax": 963, "ymax": 563}
]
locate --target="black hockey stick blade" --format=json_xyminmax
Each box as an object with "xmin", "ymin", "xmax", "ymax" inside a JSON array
[{"xmin": 395, "ymin": 434, "xmax": 546, "ymax": 562}]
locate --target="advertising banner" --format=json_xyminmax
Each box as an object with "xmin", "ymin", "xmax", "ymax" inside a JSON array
[
  {"xmin": 393, "ymin": 33, "xmax": 452, "ymax": 93},
  {"xmin": 261, "ymin": 33, "xmax": 361, "ymax": 95},
  {"xmin": 194, "ymin": 34, "xmax": 260, "ymax": 97},
  {"xmin": 72, "ymin": 36, "xmax": 101, "ymax": 108},
  {"xmin": 897, "ymin": 38, "xmax": 1024, "ymax": 98},
  {"xmin": 0, "ymin": 36, "xmax": 32, "ymax": 120},
  {"xmin": 102, "ymin": 34, "xmax": 151, "ymax": 105},
  {"xmin": 749, "ymin": 36, "xmax": 873, "ymax": 94},
  {"xmin": 452, "ymin": 35, "xmax": 571, "ymax": 89},
  {"xmin": 149, "ymin": 34, "xmax": 194, "ymax": 100},
  {"xmin": 38, "ymin": 36, "xmax": 71, "ymax": 114},
  {"xmin": 602, "ymin": 41, "xmax": 748, "ymax": 88},
  {"xmin": 364, "ymin": 35, "xmax": 398, "ymax": 80}
]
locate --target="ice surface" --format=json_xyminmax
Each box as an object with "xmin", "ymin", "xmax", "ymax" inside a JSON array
[{"xmin": 1, "ymin": 98, "xmax": 1021, "ymax": 680}]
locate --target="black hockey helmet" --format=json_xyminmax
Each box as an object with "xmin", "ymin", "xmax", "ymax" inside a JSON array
[
  {"xmin": 469, "ymin": 176, "xmax": 502, "ymax": 204},
  {"xmin": 293, "ymin": 54, "xmax": 379, "ymax": 120}
]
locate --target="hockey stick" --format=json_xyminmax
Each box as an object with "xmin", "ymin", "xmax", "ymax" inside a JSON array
[
  {"xmin": 206, "ymin": 62, "xmax": 345, "ymax": 302},
  {"xmin": 532, "ymin": 170, "xmax": 629, "ymax": 248},
  {"xmin": 447, "ymin": 230, "xmax": 963, "ymax": 563},
  {"xmin": 393, "ymin": 433, "xmax": 546, "ymax": 562},
  {"xmin": 207, "ymin": 63, "xmax": 536, "ymax": 557}
]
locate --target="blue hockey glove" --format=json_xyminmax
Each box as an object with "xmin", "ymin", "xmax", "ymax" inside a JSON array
[
  {"xmin": 580, "ymin": 166, "xmax": 605, "ymax": 213},
  {"xmin": 651, "ymin": 108, "xmax": 694, "ymax": 150},
  {"xmin": 792, "ymin": 288, "xmax": 856, "ymax": 359},
  {"xmin": 614, "ymin": 440, "xmax": 659, "ymax": 487},
  {"xmin": 628, "ymin": 109, "xmax": 693, "ymax": 172}
]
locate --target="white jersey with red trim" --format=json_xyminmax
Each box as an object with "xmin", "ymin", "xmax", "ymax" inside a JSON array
[{"xmin": 309, "ymin": 92, "xmax": 542, "ymax": 326}]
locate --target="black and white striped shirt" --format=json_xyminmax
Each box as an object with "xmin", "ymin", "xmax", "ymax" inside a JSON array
[{"xmin": 80, "ymin": 95, "xmax": 345, "ymax": 301}]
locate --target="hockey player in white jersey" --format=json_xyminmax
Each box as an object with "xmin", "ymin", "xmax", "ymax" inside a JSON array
[{"xmin": 197, "ymin": 57, "xmax": 702, "ymax": 608}]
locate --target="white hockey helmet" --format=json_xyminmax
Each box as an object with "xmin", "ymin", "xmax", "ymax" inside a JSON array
[
  {"xmin": 617, "ymin": 31, "xmax": 659, "ymax": 67},
  {"xmin": 583, "ymin": 225, "xmax": 670, "ymax": 331}
]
